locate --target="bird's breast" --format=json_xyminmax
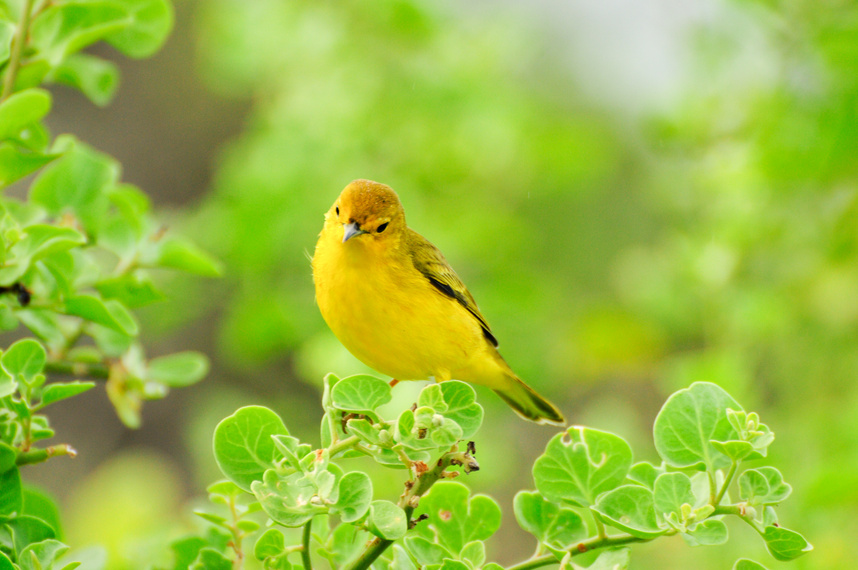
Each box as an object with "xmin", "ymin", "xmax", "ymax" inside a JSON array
[{"xmin": 313, "ymin": 235, "xmax": 486, "ymax": 381}]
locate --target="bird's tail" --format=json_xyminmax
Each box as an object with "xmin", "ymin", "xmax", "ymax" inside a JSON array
[{"xmin": 492, "ymin": 373, "xmax": 566, "ymax": 426}]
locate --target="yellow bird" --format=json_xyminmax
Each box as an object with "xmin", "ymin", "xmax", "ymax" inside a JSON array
[{"xmin": 312, "ymin": 179, "xmax": 565, "ymax": 425}]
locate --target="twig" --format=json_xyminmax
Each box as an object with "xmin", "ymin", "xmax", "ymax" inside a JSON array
[
  {"xmin": 1, "ymin": 0, "xmax": 34, "ymax": 100},
  {"xmin": 505, "ymin": 533, "xmax": 658, "ymax": 570},
  {"xmin": 346, "ymin": 448, "xmax": 478, "ymax": 570},
  {"xmin": 44, "ymin": 360, "xmax": 110, "ymax": 379},
  {"xmin": 17, "ymin": 443, "xmax": 77, "ymax": 466},
  {"xmin": 713, "ymin": 460, "xmax": 738, "ymax": 506},
  {"xmin": 301, "ymin": 519, "xmax": 313, "ymax": 570}
]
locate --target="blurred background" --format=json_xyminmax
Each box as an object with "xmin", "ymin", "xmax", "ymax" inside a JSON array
[{"xmin": 22, "ymin": 0, "xmax": 858, "ymax": 567}]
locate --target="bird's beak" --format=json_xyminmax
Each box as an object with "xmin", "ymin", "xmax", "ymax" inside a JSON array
[{"xmin": 342, "ymin": 222, "xmax": 366, "ymax": 243}]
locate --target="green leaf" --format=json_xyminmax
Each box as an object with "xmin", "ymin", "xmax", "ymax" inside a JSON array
[
  {"xmin": 0, "ymin": 19, "xmax": 13, "ymax": 66},
  {"xmin": 345, "ymin": 417, "xmax": 386, "ymax": 447},
  {"xmin": 252, "ymin": 470, "xmax": 321, "ymax": 527},
  {"xmin": 207, "ymin": 480, "xmax": 245, "ymax": 499},
  {"xmin": 412, "ymin": 481, "xmax": 501, "ymax": 553},
  {"xmin": 0, "ymin": 552, "xmax": 12, "ymax": 570},
  {"xmin": 652, "ymin": 472, "xmax": 694, "ymax": 520},
  {"xmin": 368, "ymin": 500, "xmax": 408, "ymax": 540},
  {"xmin": 0, "ymin": 143, "xmax": 59, "ymax": 188},
  {"xmin": 683, "ymin": 519, "xmax": 728, "ymax": 546},
  {"xmin": 586, "ymin": 548, "xmax": 630, "ymax": 570},
  {"xmin": 153, "ymin": 237, "xmax": 223, "ymax": 276},
  {"xmin": 323, "ymin": 521, "xmax": 369, "ymax": 568},
  {"xmin": 38, "ymin": 381, "xmax": 95, "ymax": 408},
  {"xmin": 19, "ymin": 539, "xmax": 69, "ymax": 570},
  {"xmin": 333, "ymin": 471, "xmax": 372, "ymax": 523},
  {"xmin": 190, "ymin": 548, "xmax": 232, "ymax": 570},
  {"xmin": 50, "ymin": 53, "xmax": 119, "ymax": 107},
  {"xmin": 213, "ymin": 406, "xmax": 289, "ymax": 491},
  {"xmin": 30, "ymin": 138, "xmax": 117, "ymax": 233},
  {"xmin": 29, "ymin": 2, "xmax": 130, "ymax": 66},
  {"xmin": 761, "ymin": 526, "xmax": 812, "ymax": 561},
  {"xmin": 592, "ymin": 484, "xmax": 666, "ymax": 539},
  {"xmin": 95, "ymin": 274, "xmax": 165, "ymax": 308},
  {"xmin": 65, "ymin": 295, "xmax": 138, "ymax": 335},
  {"xmin": 436, "ymin": 381, "xmax": 483, "ymax": 438},
  {"xmin": 170, "ymin": 536, "xmax": 207, "ymax": 569},
  {"xmin": 0, "ymin": 443, "xmax": 16, "ymax": 473},
  {"xmin": 330, "ymin": 374, "xmax": 392, "ymax": 417},
  {"xmin": 0, "ymin": 366, "xmax": 16, "ymax": 398},
  {"xmin": 105, "ymin": 0, "xmax": 173, "ymax": 58},
  {"xmin": 653, "ymin": 382, "xmax": 741, "ymax": 471},
  {"xmin": 710, "ymin": 440, "xmax": 754, "ymax": 461},
  {"xmin": 388, "ymin": 544, "xmax": 417, "ymax": 570},
  {"xmin": 147, "ymin": 351, "xmax": 209, "ymax": 387},
  {"xmin": 0, "ymin": 89, "xmax": 51, "ymax": 140},
  {"xmin": 0, "ymin": 467, "xmax": 22, "ymax": 516},
  {"xmin": 738, "ymin": 467, "xmax": 792, "ymax": 505},
  {"xmin": 512, "ymin": 491, "xmax": 586, "ymax": 548},
  {"xmin": 254, "ymin": 528, "xmax": 285, "ymax": 560},
  {"xmin": 16, "ymin": 309, "xmax": 68, "ymax": 355},
  {"xmin": 1, "ymin": 225, "xmax": 87, "ymax": 284},
  {"xmin": 403, "ymin": 537, "xmax": 453, "ymax": 566},
  {"xmin": 533, "ymin": 426, "xmax": 633, "ymax": 507},
  {"xmin": 5, "ymin": 515, "xmax": 56, "ymax": 553},
  {"xmin": 1, "ymin": 338, "xmax": 46, "ymax": 382},
  {"xmin": 459, "ymin": 541, "xmax": 485, "ymax": 569},
  {"xmin": 21, "ymin": 487, "xmax": 62, "ymax": 540},
  {"xmin": 733, "ymin": 559, "xmax": 769, "ymax": 570},
  {"xmin": 194, "ymin": 510, "xmax": 227, "ymax": 526},
  {"xmin": 627, "ymin": 461, "xmax": 664, "ymax": 490}
]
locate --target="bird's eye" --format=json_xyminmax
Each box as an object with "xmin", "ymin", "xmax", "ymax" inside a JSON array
[
  {"xmin": 335, "ymin": 206, "xmax": 340, "ymax": 215},
  {"xmin": 377, "ymin": 222, "xmax": 389, "ymax": 233}
]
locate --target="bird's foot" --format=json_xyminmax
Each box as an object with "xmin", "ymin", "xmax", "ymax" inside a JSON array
[{"xmin": 389, "ymin": 378, "xmax": 400, "ymax": 387}]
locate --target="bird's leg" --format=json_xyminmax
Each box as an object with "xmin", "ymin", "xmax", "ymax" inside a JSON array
[{"xmin": 389, "ymin": 378, "xmax": 400, "ymax": 387}]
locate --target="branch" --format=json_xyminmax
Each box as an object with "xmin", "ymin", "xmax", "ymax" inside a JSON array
[
  {"xmin": 44, "ymin": 360, "xmax": 110, "ymax": 380},
  {"xmin": 17, "ymin": 444, "xmax": 77, "ymax": 466},
  {"xmin": 712, "ymin": 460, "xmax": 739, "ymax": 506},
  {"xmin": 506, "ymin": 533, "xmax": 657, "ymax": 570},
  {"xmin": 346, "ymin": 447, "xmax": 478, "ymax": 570},
  {"xmin": 1, "ymin": 0, "xmax": 34, "ymax": 100},
  {"xmin": 301, "ymin": 519, "xmax": 313, "ymax": 570}
]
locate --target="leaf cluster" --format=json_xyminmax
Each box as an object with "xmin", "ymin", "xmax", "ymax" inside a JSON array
[
  {"xmin": 0, "ymin": 0, "xmax": 216, "ymax": 567},
  {"xmin": 169, "ymin": 379, "xmax": 809, "ymax": 570},
  {"xmin": 516, "ymin": 382, "xmax": 810, "ymax": 569}
]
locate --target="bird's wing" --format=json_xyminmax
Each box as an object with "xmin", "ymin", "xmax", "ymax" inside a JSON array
[{"xmin": 407, "ymin": 229, "xmax": 499, "ymax": 347}]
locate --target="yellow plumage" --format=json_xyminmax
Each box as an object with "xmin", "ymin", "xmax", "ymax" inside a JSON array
[{"xmin": 312, "ymin": 179, "xmax": 564, "ymax": 425}]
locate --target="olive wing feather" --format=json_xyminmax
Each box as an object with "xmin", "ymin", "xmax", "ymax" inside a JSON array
[{"xmin": 407, "ymin": 229, "xmax": 499, "ymax": 347}]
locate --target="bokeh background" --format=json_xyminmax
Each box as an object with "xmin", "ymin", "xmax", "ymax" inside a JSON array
[{"xmin": 21, "ymin": 0, "xmax": 858, "ymax": 567}]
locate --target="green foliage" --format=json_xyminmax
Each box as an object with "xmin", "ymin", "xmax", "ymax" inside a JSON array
[
  {"xmin": 0, "ymin": 0, "xmax": 214, "ymax": 566},
  {"xmin": 174, "ymin": 378, "xmax": 808, "ymax": 570}
]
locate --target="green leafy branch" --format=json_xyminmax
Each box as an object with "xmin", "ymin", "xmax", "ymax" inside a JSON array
[
  {"xmin": 172, "ymin": 379, "xmax": 809, "ymax": 570},
  {"xmin": 0, "ymin": 0, "xmax": 220, "ymax": 567}
]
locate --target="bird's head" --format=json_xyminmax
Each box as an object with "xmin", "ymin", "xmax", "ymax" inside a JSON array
[{"xmin": 327, "ymin": 179, "xmax": 406, "ymax": 244}]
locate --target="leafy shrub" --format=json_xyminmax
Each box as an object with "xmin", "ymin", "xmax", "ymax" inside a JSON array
[{"xmin": 171, "ymin": 378, "xmax": 809, "ymax": 570}]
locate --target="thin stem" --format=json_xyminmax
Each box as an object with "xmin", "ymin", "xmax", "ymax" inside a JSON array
[
  {"xmin": 17, "ymin": 443, "xmax": 77, "ymax": 466},
  {"xmin": 707, "ymin": 469, "xmax": 718, "ymax": 503},
  {"xmin": 712, "ymin": 460, "xmax": 738, "ymax": 506},
  {"xmin": 713, "ymin": 504, "xmax": 763, "ymax": 532},
  {"xmin": 1, "ymin": 0, "xmax": 34, "ymax": 100},
  {"xmin": 44, "ymin": 360, "xmax": 110, "ymax": 379},
  {"xmin": 228, "ymin": 495, "xmax": 244, "ymax": 570},
  {"xmin": 327, "ymin": 435, "xmax": 360, "ymax": 457},
  {"xmin": 506, "ymin": 533, "xmax": 658, "ymax": 570},
  {"xmin": 593, "ymin": 516, "xmax": 608, "ymax": 539},
  {"xmin": 301, "ymin": 519, "xmax": 313, "ymax": 570},
  {"xmin": 346, "ymin": 450, "xmax": 472, "ymax": 570}
]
